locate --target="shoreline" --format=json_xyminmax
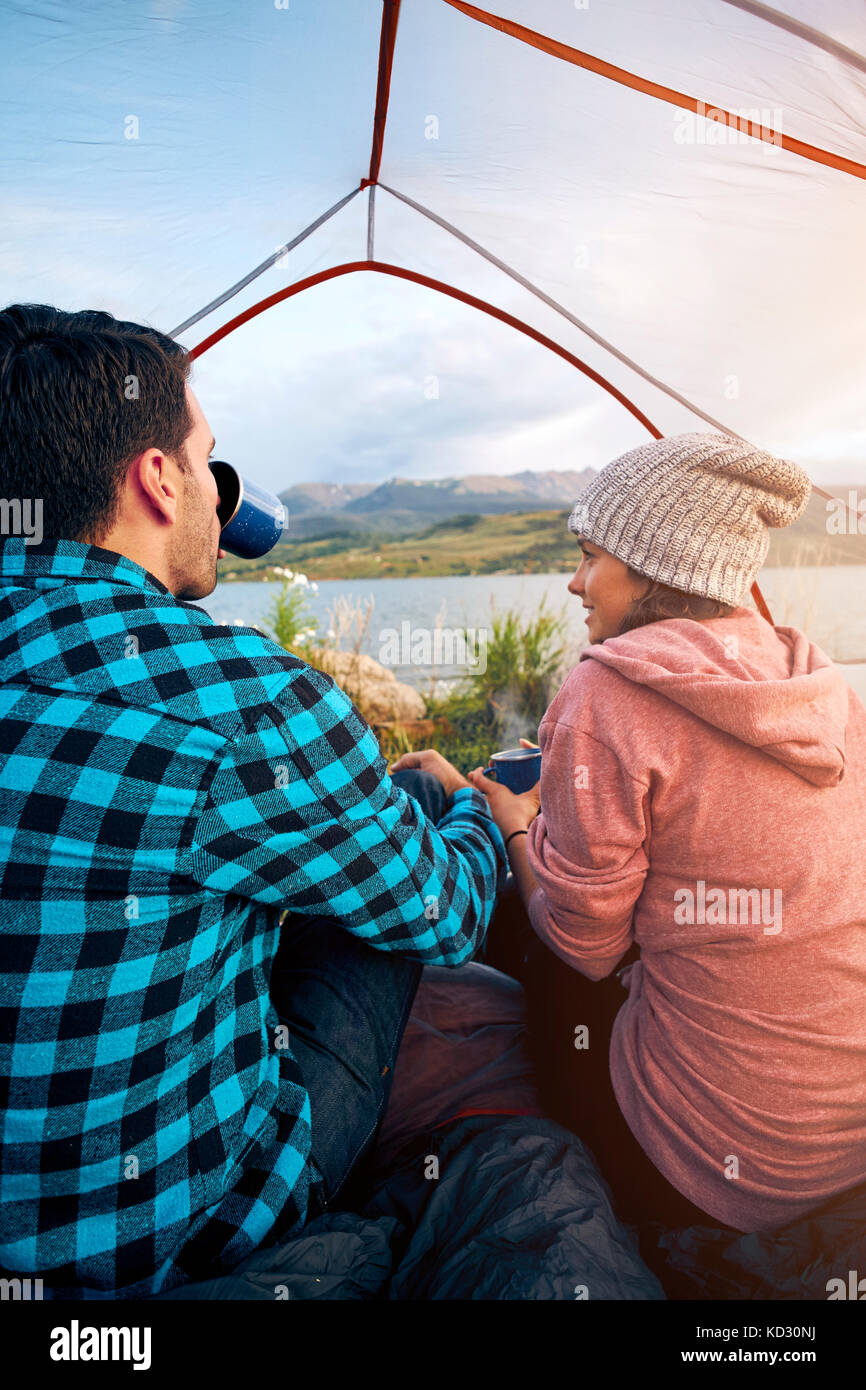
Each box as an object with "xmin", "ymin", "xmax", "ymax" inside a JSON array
[{"xmin": 218, "ymin": 557, "xmax": 866, "ymax": 583}]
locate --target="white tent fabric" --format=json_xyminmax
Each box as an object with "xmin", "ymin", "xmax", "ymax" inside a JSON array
[
  {"xmin": 1, "ymin": 0, "xmax": 864, "ymax": 645},
  {"xmin": 4, "ymin": 1, "xmax": 863, "ymax": 451},
  {"xmin": 374, "ymin": 0, "xmax": 866, "ymax": 448}
]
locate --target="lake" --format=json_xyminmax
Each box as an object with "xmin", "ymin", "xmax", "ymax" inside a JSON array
[{"xmin": 196, "ymin": 566, "xmax": 866, "ymax": 701}]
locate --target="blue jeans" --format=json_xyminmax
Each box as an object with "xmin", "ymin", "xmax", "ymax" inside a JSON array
[{"xmin": 268, "ymin": 768, "xmax": 448, "ymax": 1219}]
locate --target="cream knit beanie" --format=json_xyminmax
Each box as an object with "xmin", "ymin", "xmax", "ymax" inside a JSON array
[{"xmin": 567, "ymin": 432, "xmax": 812, "ymax": 605}]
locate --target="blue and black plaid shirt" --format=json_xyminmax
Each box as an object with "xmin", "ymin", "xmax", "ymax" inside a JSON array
[{"xmin": 0, "ymin": 539, "xmax": 507, "ymax": 1299}]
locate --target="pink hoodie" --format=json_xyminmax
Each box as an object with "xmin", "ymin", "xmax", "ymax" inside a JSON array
[{"xmin": 526, "ymin": 604, "xmax": 866, "ymax": 1233}]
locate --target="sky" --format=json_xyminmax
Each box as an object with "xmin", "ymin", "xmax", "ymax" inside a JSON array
[{"xmin": 1, "ymin": 0, "xmax": 865, "ymax": 496}]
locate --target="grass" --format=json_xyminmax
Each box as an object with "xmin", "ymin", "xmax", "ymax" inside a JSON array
[
  {"xmin": 265, "ymin": 587, "xmax": 572, "ymax": 774},
  {"xmin": 219, "ymin": 503, "xmax": 866, "ymax": 584},
  {"xmin": 219, "ymin": 510, "xmax": 580, "ymax": 581}
]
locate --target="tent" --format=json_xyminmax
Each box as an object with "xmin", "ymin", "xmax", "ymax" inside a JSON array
[
  {"xmin": 2, "ymin": 1, "xmax": 864, "ymax": 639},
  {"xmin": 3, "ymin": 0, "xmax": 866, "ymax": 1303}
]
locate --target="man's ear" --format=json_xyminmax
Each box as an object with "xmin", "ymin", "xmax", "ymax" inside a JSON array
[{"xmin": 129, "ymin": 449, "xmax": 180, "ymax": 525}]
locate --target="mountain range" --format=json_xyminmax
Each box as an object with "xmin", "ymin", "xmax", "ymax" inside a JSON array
[
  {"xmin": 278, "ymin": 469, "xmax": 597, "ymax": 538},
  {"xmin": 275, "ymin": 469, "xmax": 864, "ymax": 563}
]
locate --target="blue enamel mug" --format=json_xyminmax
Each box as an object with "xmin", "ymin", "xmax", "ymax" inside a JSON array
[
  {"xmin": 482, "ymin": 746, "xmax": 541, "ymax": 794},
  {"xmin": 210, "ymin": 459, "xmax": 287, "ymax": 559}
]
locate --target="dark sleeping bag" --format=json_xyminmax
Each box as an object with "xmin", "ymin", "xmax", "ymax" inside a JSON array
[
  {"xmin": 649, "ymin": 1177, "xmax": 866, "ymax": 1300},
  {"xmin": 152, "ymin": 961, "xmax": 866, "ymax": 1301},
  {"xmin": 155, "ymin": 1118, "xmax": 866, "ymax": 1301},
  {"xmin": 156, "ymin": 1112, "xmax": 665, "ymax": 1300}
]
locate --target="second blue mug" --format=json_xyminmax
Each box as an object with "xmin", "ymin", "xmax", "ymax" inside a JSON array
[
  {"xmin": 210, "ymin": 459, "xmax": 287, "ymax": 559},
  {"xmin": 482, "ymin": 746, "xmax": 542, "ymax": 794}
]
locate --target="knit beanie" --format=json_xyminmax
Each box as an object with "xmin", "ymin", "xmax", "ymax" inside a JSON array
[{"xmin": 567, "ymin": 432, "xmax": 812, "ymax": 605}]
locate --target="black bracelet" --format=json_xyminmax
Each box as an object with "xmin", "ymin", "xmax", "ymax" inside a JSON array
[{"xmin": 504, "ymin": 829, "xmax": 529, "ymax": 850}]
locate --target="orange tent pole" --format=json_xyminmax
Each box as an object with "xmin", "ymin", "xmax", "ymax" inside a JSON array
[
  {"xmin": 189, "ymin": 259, "xmax": 663, "ymax": 436},
  {"xmin": 442, "ymin": 0, "xmax": 866, "ymax": 183},
  {"xmin": 362, "ymin": 0, "xmax": 402, "ymax": 190},
  {"xmin": 190, "ymin": 259, "xmax": 774, "ymax": 623}
]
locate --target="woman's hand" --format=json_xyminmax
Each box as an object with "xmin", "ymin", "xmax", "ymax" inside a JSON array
[
  {"xmin": 467, "ymin": 738, "xmax": 541, "ymax": 840},
  {"xmin": 389, "ymin": 748, "xmax": 471, "ymax": 799}
]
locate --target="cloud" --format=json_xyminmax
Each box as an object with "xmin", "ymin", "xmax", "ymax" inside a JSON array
[{"xmin": 189, "ymin": 281, "xmax": 645, "ymax": 490}]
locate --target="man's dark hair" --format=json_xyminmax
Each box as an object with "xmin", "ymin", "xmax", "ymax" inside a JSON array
[{"xmin": 0, "ymin": 303, "xmax": 194, "ymax": 542}]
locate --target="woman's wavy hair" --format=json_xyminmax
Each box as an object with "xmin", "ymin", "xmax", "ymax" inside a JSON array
[{"xmin": 614, "ymin": 567, "xmax": 739, "ymax": 637}]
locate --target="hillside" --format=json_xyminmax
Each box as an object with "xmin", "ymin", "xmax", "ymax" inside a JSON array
[
  {"xmin": 278, "ymin": 481, "xmax": 377, "ymax": 515},
  {"xmin": 219, "ymin": 486, "xmax": 865, "ymax": 582},
  {"xmin": 221, "ymin": 511, "xmax": 575, "ymax": 581}
]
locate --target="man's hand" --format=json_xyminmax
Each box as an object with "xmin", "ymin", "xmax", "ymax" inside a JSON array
[{"xmin": 390, "ymin": 748, "xmax": 471, "ymax": 799}]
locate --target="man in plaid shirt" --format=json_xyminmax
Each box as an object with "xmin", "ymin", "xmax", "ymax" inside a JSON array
[{"xmin": 0, "ymin": 304, "xmax": 507, "ymax": 1298}]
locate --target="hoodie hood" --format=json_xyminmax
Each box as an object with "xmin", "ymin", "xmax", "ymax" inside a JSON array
[{"xmin": 580, "ymin": 606, "xmax": 849, "ymax": 787}]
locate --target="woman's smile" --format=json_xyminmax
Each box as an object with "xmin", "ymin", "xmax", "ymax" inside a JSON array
[{"xmin": 568, "ymin": 537, "xmax": 655, "ymax": 641}]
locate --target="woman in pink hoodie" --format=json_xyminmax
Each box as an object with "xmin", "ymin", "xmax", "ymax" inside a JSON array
[{"xmin": 467, "ymin": 432, "xmax": 866, "ymax": 1243}]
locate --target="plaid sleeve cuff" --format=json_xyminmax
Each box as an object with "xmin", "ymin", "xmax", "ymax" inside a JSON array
[{"xmin": 441, "ymin": 785, "xmax": 510, "ymax": 894}]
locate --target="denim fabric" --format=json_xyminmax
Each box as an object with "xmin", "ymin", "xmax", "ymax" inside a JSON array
[{"xmin": 268, "ymin": 768, "xmax": 449, "ymax": 1218}]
